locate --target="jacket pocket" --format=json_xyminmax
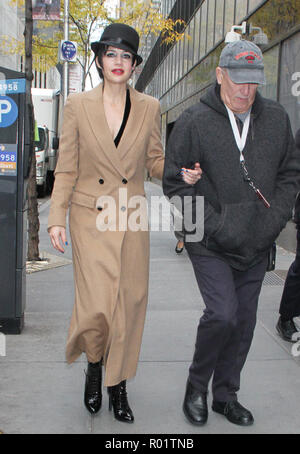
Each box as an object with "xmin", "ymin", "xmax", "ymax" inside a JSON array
[
  {"xmin": 71, "ymin": 190, "xmax": 96, "ymax": 209},
  {"xmin": 209, "ymin": 201, "xmax": 258, "ymax": 252}
]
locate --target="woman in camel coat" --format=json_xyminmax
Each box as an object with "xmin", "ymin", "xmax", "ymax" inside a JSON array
[{"xmin": 48, "ymin": 23, "xmax": 201, "ymax": 423}]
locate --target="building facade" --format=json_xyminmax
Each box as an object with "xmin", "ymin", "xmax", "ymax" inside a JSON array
[
  {"xmin": 0, "ymin": 1, "xmax": 61, "ymax": 90},
  {"xmin": 136, "ymin": 0, "xmax": 300, "ymax": 147},
  {"xmin": 0, "ymin": 0, "xmax": 23, "ymax": 71}
]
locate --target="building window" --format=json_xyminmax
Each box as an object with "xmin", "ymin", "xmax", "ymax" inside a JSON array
[
  {"xmin": 248, "ymin": 0, "xmax": 264, "ymax": 14},
  {"xmin": 183, "ymin": 26, "xmax": 189, "ymax": 74},
  {"xmin": 258, "ymin": 45, "xmax": 279, "ymax": 101},
  {"xmin": 207, "ymin": 0, "xmax": 215, "ymax": 51},
  {"xmin": 193, "ymin": 7, "xmax": 201, "ymax": 65},
  {"xmin": 215, "ymin": 0, "xmax": 224, "ymax": 45},
  {"xmin": 188, "ymin": 16, "xmax": 195, "ymax": 71},
  {"xmin": 166, "ymin": 55, "xmax": 170, "ymax": 93},
  {"xmin": 172, "ymin": 46, "xmax": 177, "ymax": 86},
  {"xmin": 168, "ymin": 49, "xmax": 172, "ymax": 89},
  {"xmin": 224, "ymin": 0, "xmax": 235, "ymax": 36},
  {"xmin": 178, "ymin": 36, "xmax": 184, "ymax": 80},
  {"xmin": 279, "ymin": 31, "xmax": 300, "ymax": 135},
  {"xmin": 235, "ymin": 0, "xmax": 247, "ymax": 23},
  {"xmin": 162, "ymin": 59, "xmax": 167, "ymax": 95},
  {"xmin": 199, "ymin": 0, "xmax": 208, "ymax": 59}
]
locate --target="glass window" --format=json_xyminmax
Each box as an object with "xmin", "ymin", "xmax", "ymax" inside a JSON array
[
  {"xmin": 193, "ymin": 8, "xmax": 201, "ymax": 65},
  {"xmin": 279, "ymin": 32, "xmax": 300, "ymax": 135},
  {"xmin": 258, "ymin": 45, "xmax": 279, "ymax": 101},
  {"xmin": 199, "ymin": 0, "xmax": 208, "ymax": 59},
  {"xmin": 172, "ymin": 46, "xmax": 176, "ymax": 86},
  {"xmin": 183, "ymin": 27, "xmax": 189, "ymax": 75},
  {"xmin": 166, "ymin": 54, "xmax": 170, "ymax": 92},
  {"xmin": 249, "ymin": 0, "xmax": 300, "ymax": 44},
  {"xmin": 168, "ymin": 53, "xmax": 172, "ymax": 91},
  {"xmin": 224, "ymin": 0, "xmax": 235, "ymax": 37},
  {"xmin": 163, "ymin": 57, "xmax": 168, "ymax": 93},
  {"xmin": 206, "ymin": 0, "xmax": 215, "ymax": 51},
  {"xmin": 189, "ymin": 45, "xmax": 222, "ymax": 96},
  {"xmin": 173, "ymin": 42, "xmax": 178, "ymax": 85},
  {"xmin": 188, "ymin": 17, "xmax": 195, "ymax": 71},
  {"xmin": 158, "ymin": 65, "xmax": 162, "ymax": 96},
  {"xmin": 215, "ymin": 0, "xmax": 224, "ymax": 44},
  {"xmin": 169, "ymin": 49, "xmax": 173, "ymax": 88},
  {"xmin": 180, "ymin": 36, "xmax": 184, "ymax": 80},
  {"xmin": 235, "ymin": 0, "xmax": 247, "ymax": 23},
  {"xmin": 248, "ymin": 0, "xmax": 263, "ymax": 14}
]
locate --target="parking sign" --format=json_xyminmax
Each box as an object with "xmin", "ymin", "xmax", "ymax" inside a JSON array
[{"xmin": 0, "ymin": 96, "xmax": 18, "ymax": 128}]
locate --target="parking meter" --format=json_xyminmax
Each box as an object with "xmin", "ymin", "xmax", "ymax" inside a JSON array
[{"xmin": 0, "ymin": 67, "xmax": 30, "ymax": 334}]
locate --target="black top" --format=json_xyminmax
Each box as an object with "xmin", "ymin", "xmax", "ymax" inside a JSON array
[{"xmin": 114, "ymin": 89, "xmax": 131, "ymax": 148}]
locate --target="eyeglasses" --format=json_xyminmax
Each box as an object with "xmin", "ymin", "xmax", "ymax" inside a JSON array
[{"xmin": 104, "ymin": 50, "xmax": 133, "ymax": 61}]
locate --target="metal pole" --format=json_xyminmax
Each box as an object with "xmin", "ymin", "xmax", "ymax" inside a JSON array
[{"xmin": 63, "ymin": 0, "xmax": 69, "ymax": 104}]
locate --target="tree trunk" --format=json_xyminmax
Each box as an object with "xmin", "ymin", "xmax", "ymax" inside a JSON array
[{"xmin": 25, "ymin": 0, "xmax": 40, "ymax": 261}]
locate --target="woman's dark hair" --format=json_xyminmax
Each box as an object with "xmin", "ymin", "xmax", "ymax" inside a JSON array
[
  {"xmin": 95, "ymin": 44, "xmax": 108, "ymax": 79},
  {"xmin": 95, "ymin": 44, "xmax": 137, "ymax": 79}
]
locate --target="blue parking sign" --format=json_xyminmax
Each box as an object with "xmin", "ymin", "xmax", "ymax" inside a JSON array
[{"xmin": 0, "ymin": 96, "xmax": 18, "ymax": 128}]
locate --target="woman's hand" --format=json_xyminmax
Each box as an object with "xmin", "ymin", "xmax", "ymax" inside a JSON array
[
  {"xmin": 49, "ymin": 226, "xmax": 68, "ymax": 253},
  {"xmin": 182, "ymin": 162, "xmax": 202, "ymax": 185}
]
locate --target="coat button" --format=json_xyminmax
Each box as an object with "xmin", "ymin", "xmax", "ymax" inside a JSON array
[
  {"xmin": 99, "ymin": 178, "xmax": 104, "ymax": 184},
  {"xmin": 122, "ymin": 178, "xmax": 128, "ymax": 184},
  {"xmin": 97, "ymin": 206, "xmax": 103, "ymax": 211}
]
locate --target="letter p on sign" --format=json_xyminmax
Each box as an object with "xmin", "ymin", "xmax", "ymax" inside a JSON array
[
  {"xmin": 0, "ymin": 96, "xmax": 18, "ymax": 128},
  {"xmin": 0, "ymin": 99, "xmax": 11, "ymax": 122}
]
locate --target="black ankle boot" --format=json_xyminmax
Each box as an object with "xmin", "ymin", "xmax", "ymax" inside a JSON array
[
  {"xmin": 84, "ymin": 361, "xmax": 102, "ymax": 415},
  {"xmin": 107, "ymin": 380, "xmax": 134, "ymax": 423}
]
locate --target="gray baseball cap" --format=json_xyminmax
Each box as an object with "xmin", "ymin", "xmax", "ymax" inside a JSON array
[{"xmin": 219, "ymin": 40, "xmax": 266, "ymax": 85}]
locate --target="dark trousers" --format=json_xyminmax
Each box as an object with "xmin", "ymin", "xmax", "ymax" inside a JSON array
[
  {"xmin": 279, "ymin": 227, "xmax": 300, "ymax": 320},
  {"xmin": 187, "ymin": 253, "xmax": 267, "ymax": 402}
]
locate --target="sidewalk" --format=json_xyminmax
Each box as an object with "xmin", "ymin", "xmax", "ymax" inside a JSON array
[{"xmin": 0, "ymin": 182, "xmax": 299, "ymax": 434}]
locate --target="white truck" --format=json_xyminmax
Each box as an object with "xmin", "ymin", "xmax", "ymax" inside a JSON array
[{"xmin": 32, "ymin": 88, "xmax": 62, "ymax": 197}]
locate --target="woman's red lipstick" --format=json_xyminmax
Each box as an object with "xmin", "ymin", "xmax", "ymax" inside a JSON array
[{"xmin": 112, "ymin": 69, "xmax": 124, "ymax": 75}]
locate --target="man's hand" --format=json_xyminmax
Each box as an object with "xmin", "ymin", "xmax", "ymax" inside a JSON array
[
  {"xmin": 182, "ymin": 162, "xmax": 202, "ymax": 185},
  {"xmin": 49, "ymin": 226, "xmax": 68, "ymax": 253}
]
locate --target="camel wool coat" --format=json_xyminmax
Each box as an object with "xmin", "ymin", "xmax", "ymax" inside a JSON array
[{"xmin": 48, "ymin": 84, "xmax": 164, "ymax": 386}]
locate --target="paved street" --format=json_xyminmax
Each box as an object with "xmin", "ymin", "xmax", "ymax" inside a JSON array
[{"xmin": 0, "ymin": 182, "xmax": 299, "ymax": 434}]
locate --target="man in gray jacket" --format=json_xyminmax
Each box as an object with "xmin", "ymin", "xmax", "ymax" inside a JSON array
[{"xmin": 163, "ymin": 40, "xmax": 300, "ymax": 427}]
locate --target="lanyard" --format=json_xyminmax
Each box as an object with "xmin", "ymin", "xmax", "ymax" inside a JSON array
[
  {"xmin": 225, "ymin": 105, "xmax": 270, "ymax": 208},
  {"xmin": 225, "ymin": 105, "xmax": 251, "ymax": 162}
]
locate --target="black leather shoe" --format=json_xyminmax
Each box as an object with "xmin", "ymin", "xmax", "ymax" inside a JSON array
[
  {"xmin": 276, "ymin": 317, "xmax": 298, "ymax": 342},
  {"xmin": 183, "ymin": 380, "xmax": 208, "ymax": 426},
  {"xmin": 84, "ymin": 361, "xmax": 102, "ymax": 415},
  {"xmin": 212, "ymin": 400, "xmax": 254, "ymax": 426},
  {"xmin": 108, "ymin": 380, "xmax": 134, "ymax": 423}
]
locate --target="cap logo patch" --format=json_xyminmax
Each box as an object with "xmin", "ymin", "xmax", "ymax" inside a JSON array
[{"xmin": 234, "ymin": 51, "xmax": 261, "ymax": 63}]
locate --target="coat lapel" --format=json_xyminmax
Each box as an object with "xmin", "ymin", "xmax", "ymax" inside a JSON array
[
  {"xmin": 82, "ymin": 84, "xmax": 127, "ymax": 177},
  {"xmin": 117, "ymin": 86, "xmax": 148, "ymax": 160}
]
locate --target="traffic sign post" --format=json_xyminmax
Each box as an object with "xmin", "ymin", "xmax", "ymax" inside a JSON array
[{"xmin": 0, "ymin": 67, "xmax": 30, "ymax": 334}]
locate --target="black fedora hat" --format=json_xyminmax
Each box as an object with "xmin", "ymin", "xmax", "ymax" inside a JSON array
[{"xmin": 91, "ymin": 23, "xmax": 143, "ymax": 66}]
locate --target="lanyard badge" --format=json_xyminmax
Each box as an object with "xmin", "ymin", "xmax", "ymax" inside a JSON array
[{"xmin": 226, "ymin": 106, "xmax": 270, "ymax": 209}]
